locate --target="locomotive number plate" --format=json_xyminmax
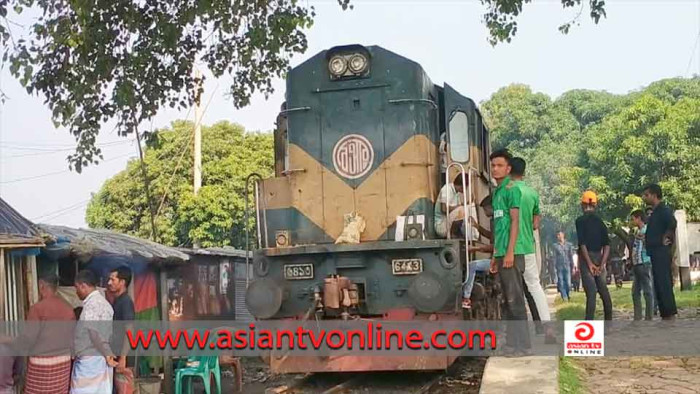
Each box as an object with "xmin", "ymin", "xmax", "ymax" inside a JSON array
[
  {"xmin": 392, "ymin": 259, "xmax": 423, "ymax": 275},
  {"xmin": 284, "ymin": 264, "xmax": 314, "ymax": 280}
]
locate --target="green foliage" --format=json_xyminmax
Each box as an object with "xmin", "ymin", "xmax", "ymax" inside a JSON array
[
  {"xmin": 85, "ymin": 121, "xmax": 273, "ymax": 248},
  {"xmin": 481, "ymin": 78, "xmax": 700, "ymax": 243},
  {"xmin": 0, "ymin": 0, "xmax": 609, "ymax": 170},
  {"xmin": 0, "ymin": 0, "xmax": 352, "ymax": 172},
  {"xmin": 481, "ymin": 0, "xmax": 607, "ymax": 45}
]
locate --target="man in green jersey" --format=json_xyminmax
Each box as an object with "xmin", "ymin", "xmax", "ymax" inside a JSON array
[
  {"xmin": 509, "ymin": 157, "xmax": 555, "ymax": 344},
  {"xmin": 489, "ymin": 149, "xmax": 531, "ymax": 353}
]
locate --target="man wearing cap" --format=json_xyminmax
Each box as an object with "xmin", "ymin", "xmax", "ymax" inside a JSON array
[{"xmin": 575, "ymin": 191, "xmax": 613, "ymax": 320}]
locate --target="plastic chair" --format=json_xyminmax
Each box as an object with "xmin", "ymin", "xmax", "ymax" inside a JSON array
[
  {"xmin": 173, "ymin": 329, "xmax": 222, "ymax": 394},
  {"xmin": 174, "ymin": 355, "xmax": 222, "ymax": 394}
]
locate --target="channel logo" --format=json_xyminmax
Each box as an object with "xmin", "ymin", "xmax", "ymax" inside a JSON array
[{"xmin": 564, "ymin": 321, "xmax": 604, "ymax": 357}]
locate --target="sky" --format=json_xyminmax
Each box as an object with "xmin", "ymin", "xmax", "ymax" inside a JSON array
[{"xmin": 0, "ymin": 0, "xmax": 699, "ymax": 228}]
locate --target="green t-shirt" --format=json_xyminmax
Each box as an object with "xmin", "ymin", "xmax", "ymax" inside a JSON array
[
  {"xmin": 492, "ymin": 177, "xmax": 521, "ymax": 258},
  {"xmin": 511, "ymin": 180, "xmax": 539, "ymax": 255}
]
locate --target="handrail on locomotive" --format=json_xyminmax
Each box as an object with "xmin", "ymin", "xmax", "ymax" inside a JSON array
[{"xmin": 445, "ymin": 162, "xmax": 473, "ymax": 293}]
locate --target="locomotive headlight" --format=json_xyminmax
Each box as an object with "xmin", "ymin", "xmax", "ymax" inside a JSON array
[
  {"xmin": 348, "ymin": 53, "xmax": 368, "ymax": 74},
  {"xmin": 328, "ymin": 55, "xmax": 347, "ymax": 76}
]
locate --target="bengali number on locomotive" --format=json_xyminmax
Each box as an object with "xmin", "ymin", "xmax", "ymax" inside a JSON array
[
  {"xmin": 332, "ymin": 134, "xmax": 374, "ymax": 179},
  {"xmin": 284, "ymin": 264, "xmax": 314, "ymax": 280},
  {"xmin": 391, "ymin": 259, "xmax": 423, "ymax": 275}
]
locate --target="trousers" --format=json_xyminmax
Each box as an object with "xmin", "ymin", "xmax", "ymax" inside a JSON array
[
  {"xmin": 557, "ymin": 265, "xmax": 571, "ymax": 300},
  {"xmin": 462, "ymin": 259, "xmax": 492, "ymax": 298},
  {"xmin": 648, "ymin": 246, "xmax": 677, "ymax": 318},
  {"xmin": 522, "ymin": 254, "xmax": 550, "ymax": 321},
  {"xmin": 497, "ymin": 255, "xmax": 531, "ymax": 350},
  {"xmin": 580, "ymin": 252, "xmax": 612, "ymax": 320},
  {"xmin": 631, "ymin": 264, "xmax": 654, "ymax": 321}
]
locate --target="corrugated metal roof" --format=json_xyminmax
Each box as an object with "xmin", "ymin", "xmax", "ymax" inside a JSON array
[
  {"xmin": 38, "ymin": 224, "xmax": 189, "ymax": 265},
  {"xmin": 179, "ymin": 246, "xmax": 250, "ymax": 259},
  {"xmin": 0, "ymin": 197, "xmax": 43, "ymax": 246}
]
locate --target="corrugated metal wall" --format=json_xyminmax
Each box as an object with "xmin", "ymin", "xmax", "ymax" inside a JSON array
[{"xmin": 234, "ymin": 261, "xmax": 253, "ymax": 322}]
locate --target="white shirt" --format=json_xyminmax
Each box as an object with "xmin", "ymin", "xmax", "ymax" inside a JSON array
[{"xmin": 74, "ymin": 290, "xmax": 114, "ymax": 356}]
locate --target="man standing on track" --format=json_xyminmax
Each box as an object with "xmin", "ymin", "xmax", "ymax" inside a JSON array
[
  {"xmin": 642, "ymin": 184, "xmax": 678, "ymax": 321},
  {"xmin": 489, "ymin": 149, "xmax": 531, "ymax": 354},
  {"xmin": 575, "ymin": 191, "xmax": 613, "ymax": 321}
]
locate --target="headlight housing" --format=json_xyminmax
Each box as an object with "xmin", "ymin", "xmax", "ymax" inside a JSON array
[
  {"xmin": 328, "ymin": 55, "xmax": 348, "ymax": 77},
  {"xmin": 348, "ymin": 53, "xmax": 368, "ymax": 74},
  {"xmin": 326, "ymin": 46, "xmax": 371, "ymax": 80}
]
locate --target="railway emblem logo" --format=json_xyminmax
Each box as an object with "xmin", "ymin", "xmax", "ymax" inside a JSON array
[
  {"xmin": 564, "ymin": 320, "xmax": 604, "ymax": 357},
  {"xmin": 332, "ymin": 134, "xmax": 374, "ymax": 179}
]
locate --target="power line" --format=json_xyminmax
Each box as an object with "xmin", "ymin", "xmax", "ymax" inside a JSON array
[
  {"xmin": 0, "ymin": 152, "xmax": 135, "ymax": 184},
  {"xmin": 1, "ymin": 139, "xmax": 136, "ymax": 160},
  {"xmin": 1, "ymin": 139, "xmax": 134, "ymax": 150},
  {"xmin": 31, "ymin": 199, "xmax": 91, "ymax": 222}
]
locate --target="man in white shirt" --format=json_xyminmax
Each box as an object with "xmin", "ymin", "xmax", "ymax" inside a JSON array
[
  {"xmin": 434, "ymin": 174, "xmax": 478, "ymax": 239},
  {"xmin": 71, "ymin": 270, "xmax": 116, "ymax": 394}
]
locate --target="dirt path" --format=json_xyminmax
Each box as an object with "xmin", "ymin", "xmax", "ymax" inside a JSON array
[
  {"xmin": 560, "ymin": 288, "xmax": 700, "ymax": 394},
  {"xmin": 574, "ymin": 357, "xmax": 700, "ymax": 394}
]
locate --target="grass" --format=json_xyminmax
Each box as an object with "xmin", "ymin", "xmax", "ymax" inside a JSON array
[
  {"xmin": 559, "ymin": 357, "xmax": 584, "ymax": 394},
  {"xmin": 554, "ymin": 281, "xmax": 700, "ymax": 321}
]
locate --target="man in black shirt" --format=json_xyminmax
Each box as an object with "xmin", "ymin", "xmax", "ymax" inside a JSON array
[
  {"xmin": 108, "ymin": 266, "xmax": 135, "ymax": 393},
  {"xmin": 642, "ymin": 184, "xmax": 678, "ymax": 320},
  {"xmin": 575, "ymin": 191, "xmax": 613, "ymax": 320}
]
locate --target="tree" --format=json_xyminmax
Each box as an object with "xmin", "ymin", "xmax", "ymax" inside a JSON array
[
  {"xmin": 0, "ymin": 0, "xmax": 606, "ymax": 170},
  {"xmin": 0, "ymin": 0, "xmax": 334, "ymax": 172},
  {"xmin": 480, "ymin": 0, "xmax": 607, "ymax": 45},
  {"xmin": 480, "ymin": 77, "xmax": 700, "ymax": 249},
  {"xmin": 85, "ymin": 121, "xmax": 273, "ymax": 248}
]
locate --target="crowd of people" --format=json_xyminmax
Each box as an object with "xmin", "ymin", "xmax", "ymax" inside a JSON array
[
  {"xmin": 447, "ymin": 148, "xmax": 680, "ymax": 354},
  {"xmin": 0, "ymin": 267, "xmax": 135, "ymax": 393},
  {"xmin": 549, "ymin": 184, "xmax": 678, "ymax": 322}
]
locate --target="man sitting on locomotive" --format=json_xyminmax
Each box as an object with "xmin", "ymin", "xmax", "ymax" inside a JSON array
[
  {"xmin": 461, "ymin": 195, "xmax": 494, "ymax": 309},
  {"xmin": 434, "ymin": 173, "xmax": 479, "ymax": 239}
]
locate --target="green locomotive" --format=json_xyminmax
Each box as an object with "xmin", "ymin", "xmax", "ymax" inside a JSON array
[{"xmin": 245, "ymin": 44, "xmax": 496, "ymax": 372}]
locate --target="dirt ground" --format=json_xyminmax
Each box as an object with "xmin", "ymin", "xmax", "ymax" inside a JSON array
[
  {"xmin": 562, "ymin": 284, "xmax": 700, "ymax": 394},
  {"xmin": 574, "ymin": 357, "xmax": 700, "ymax": 394}
]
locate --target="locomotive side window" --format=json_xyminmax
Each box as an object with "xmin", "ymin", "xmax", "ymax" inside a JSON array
[{"xmin": 449, "ymin": 111, "xmax": 470, "ymax": 162}]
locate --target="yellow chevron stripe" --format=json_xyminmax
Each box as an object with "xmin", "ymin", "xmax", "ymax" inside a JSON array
[{"xmin": 273, "ymin": 135, "xmax": 438, "ymax": 241}]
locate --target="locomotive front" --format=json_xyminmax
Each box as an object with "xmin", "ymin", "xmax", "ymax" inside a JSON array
[{"xmin": 245, "ymin": 44, "xmax": 492, "ymax": 372}]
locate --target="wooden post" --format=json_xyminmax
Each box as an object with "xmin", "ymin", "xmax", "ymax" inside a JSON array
[
  {"xmin": 160, "ymin": 268, "xmax": 173, "ymax": 394},
  {"xmin": 675, "ymin": 210, "xmax": 693, "ymax": 291},
  {"xmin": 27, "ymin": 255, "xmax": 39, "ymax": 305},
  {"xmin": 0, "ymin": 249, "xmax": 5, "ymax": 321}
]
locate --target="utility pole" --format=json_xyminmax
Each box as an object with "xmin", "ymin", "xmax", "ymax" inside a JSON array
[
  {"xmin": 133, "ymin": 119, "xmax": 159, "ymax": 243},
  {"xmin": 193, "ymin": 69, "xmax": 203, "ymax": 249},
  {"xmin": 194, "ymin": 68, "xmax": 203, "ymax": 195}
]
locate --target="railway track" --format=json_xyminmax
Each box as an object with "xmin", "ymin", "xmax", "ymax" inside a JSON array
[{"xmin": 245, "ymin": 357, "xmax": 486, "ymax": 394}]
